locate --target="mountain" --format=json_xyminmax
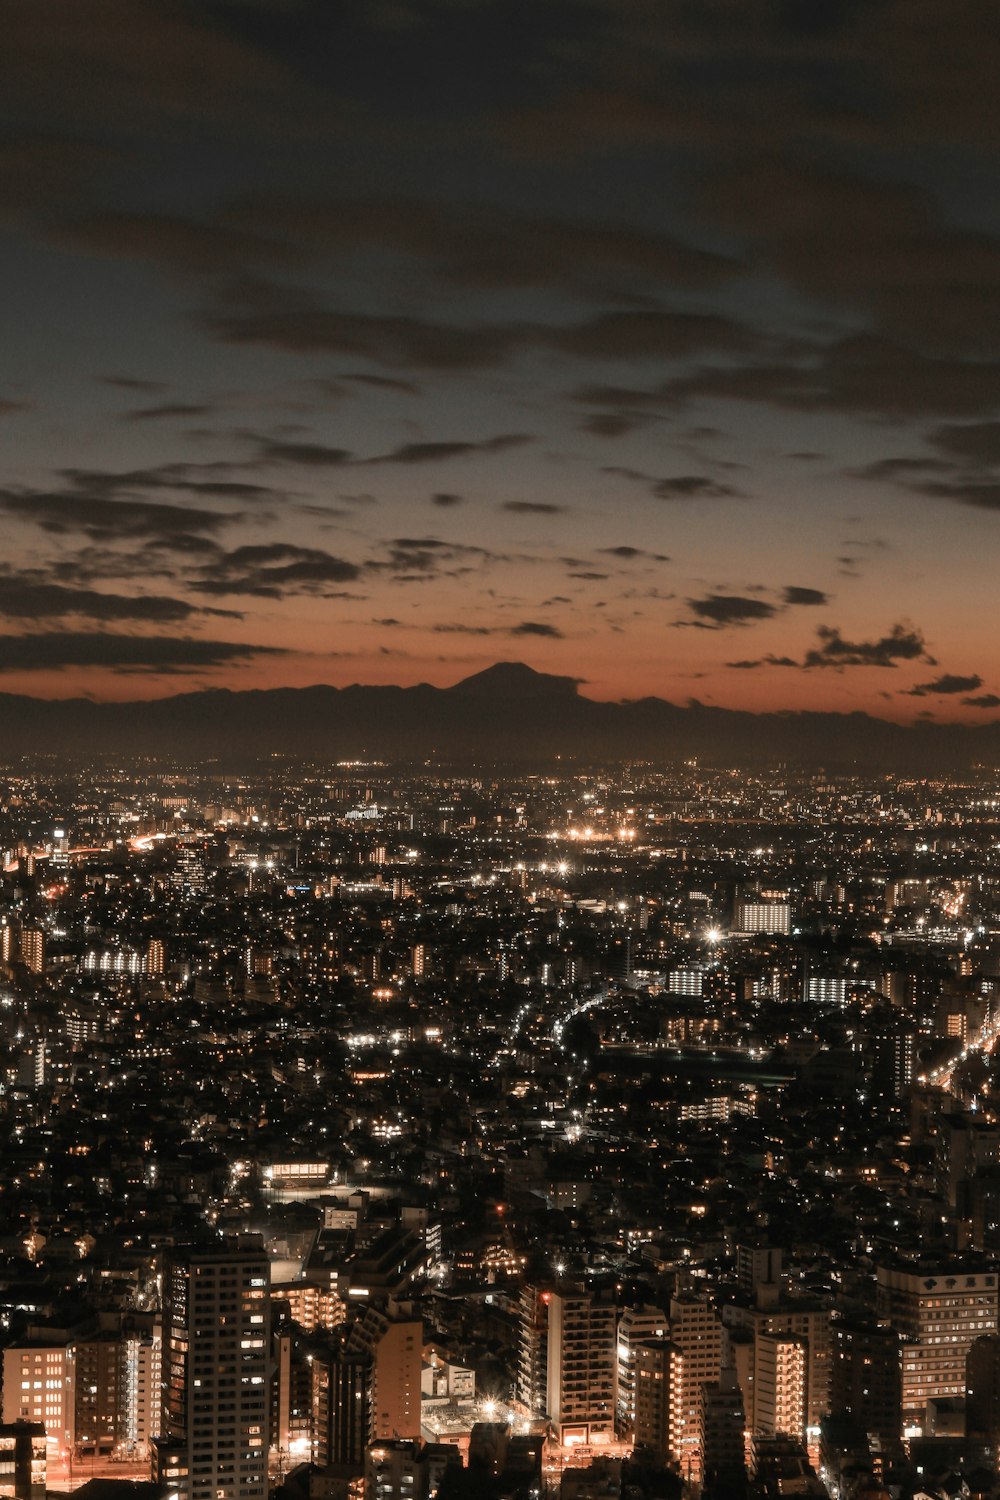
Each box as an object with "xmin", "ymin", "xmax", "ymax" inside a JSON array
[
  {"xmin": 450, "ymin": 661, "xmax": 582, "ymax": 698},
  {"xmin": 0, "ymin": 664, "xmax": 997, "ymax": 768}
]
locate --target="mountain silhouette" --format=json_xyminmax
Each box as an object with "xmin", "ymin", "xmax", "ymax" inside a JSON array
[{"xmin": 0, "ymin": 664, "xmax": 997, "ymax": 767}]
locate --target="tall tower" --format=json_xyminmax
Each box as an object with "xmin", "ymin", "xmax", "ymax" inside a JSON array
[
  {"xmin": 546, "ymin": 1288, "xmax": 617, "ymax": 1445},
  {"xmin": 153, "ymin": 1235, "xmax": 270, "ymax": 1500}
]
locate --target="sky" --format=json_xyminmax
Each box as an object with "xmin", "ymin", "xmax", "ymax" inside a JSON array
[{"xmin": 3, "ymin": 0, "xmax": 1000, "ymax": 721}]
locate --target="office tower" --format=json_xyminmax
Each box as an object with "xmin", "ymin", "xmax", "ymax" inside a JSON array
[
  {"xmin": 876, "ymin": 1263, "xmax": 999, "ymax": 1435},
  {"xmin": 0, "ymin": 1423, "xmax": 45, "ymax": 1500},
  {"xmin": 546, "ymin": 1288, "xmax": 617, "ymax": 1445},
  {"xmin": 153, "ymin": 1235, "xmax": 270, "ymax": 1500},
  {"xmin": 616, "ymin": 1305, "xmax": 669, "ymax": 1430},
  {"xmin": 146, "ymin": 939, "xmax": 166, "ymax": 977}
]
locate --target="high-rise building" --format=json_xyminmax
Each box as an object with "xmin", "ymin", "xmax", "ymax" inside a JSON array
[
  {"xmin": 966, "ymin": 1332, "xmax": 1000, "ymax": 1444},
  {"xmin": 700, "ymin": 1366, "xmax": 746, "ymax": 1490},
  {"xmin": 632, "ymin": 1339, "xmax": 681, "ymax": 1465},
  {"xmin": 344, "ymin": 1305, "xmax": 422, "ymax": 1443},
  {"xmin": 616, "ymin": 1305, "xmax": 669, "ymax": 1431},
  {"xmin": 311, "ymin": 1347, "xmax": 368, "ymax": 1469},
  {"xmin": 829, "ymin": 1316, "xmax": 900, "ymax": 1447},
  {"xmin": 876, "ymin": 1263, "xmax": 999, "ymax": 1435},
  {"xmin": 1, "ymin": 1345, "xmax": 71, "ymax": 1448},
  {"xmin": 516, "ymin": 1285, "xmax": 550, "ymax": 1416},
  {"xmin": 724, "ymin": 1251, "xmax": 830, "ymax": 1460},
  {"xmin": 50, "ymin": 829, "xmax": 69, "ymax": 870},
  {"xmin": 546, "ymin": 1288, "xmax": 617, "ymax": 1445},
  {"xmin": 19, "ymin": 929, "xmax": 45, "ymax": 976},
  {"xmin": 669, "ymin": 1294, "xmax": 724, "ymax": 1483},
  {"xmin": 753, "ymin": 1332, "xmax": 807, "ymax": 1441},
  {"xmin": 119, "ymin": 1330, "xmax": 161, "ymax": 1458},
  {"xmin": 152, "ymin": 1235, "xmax": 270, "ymax": 1500}
]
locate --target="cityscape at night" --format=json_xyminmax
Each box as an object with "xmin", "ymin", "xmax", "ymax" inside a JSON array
[
  {"xmin": 4, "ymin": 3, "xmax": 1000, "ymax": 1500},
  {"xmin": 5, "ymin": 757, "xmax": 1000, "ymax": 1500}
]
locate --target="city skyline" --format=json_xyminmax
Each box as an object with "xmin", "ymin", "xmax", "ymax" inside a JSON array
[{"xmin": 3, "ymin": 2, "xmax": 1000, "ymax": 720}]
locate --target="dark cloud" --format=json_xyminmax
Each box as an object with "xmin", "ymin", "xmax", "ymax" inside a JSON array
[
  {"xmin": 100, "ymin": 375, "xmax": 168, "ymax": 393},
  {"xmin": 783, "ymin": 586, "xmax": 829, "ymax": 606},
  {"xmin": 228, "ymin": 194, "xmax": 737, "ymax": 297},
  {"xmin": 911, "ymin": 480, "xmax": 1000, "ymax": 512},
  {"xmin": 123, "ymin": 403, "xmax": 214, "ymax": 423},
  {"xmin": 0, "ymin": 490, "xmax": 241, "ymax": 543},
  {"xmin": 604, "ymin": 466, "xmax": 743, "ymax": 501},
  {"xmin": 698, "ymin": 158, "xmax": 1000, "ymax": 357},
  {"xmin": 369, "ymin": 434, "xmax": 531, "ymax": 464},
  {"xmin": 600, "ymin": 545, "xmax": 670, "ymax": 562},
  {"xmin": 432, "ymin": 622, "xmax": 494, "ymax": 635},
  {"xmin": 662, "ymin": 336, "xmax": 1000, "ymax": 421},
  {"xmin": 652, "ymin": 475, "xmax": 743, "ymax": 501},
  {"xmin": 964, "ymin": 693, "xmax": 1000, "ymax": 710},
  {"xmin": 204, "ymin": 281, "xmax": 519, "ymax": 369},
  {"xmin": 258, "ymin": 439, "xmax": 352, "ymax": 466},
  {"xmin": 511, "ymin": 621, "xmax": 563, "ymax": 638},
  {"xmin": 2, "ymin": 1, "xmax": 307, "ymax": 139},
  {"xmin": 687, "ymin": 595, "xmax": 777, "ymax": 628},
  {"xmin": 579, "ymin": 412, "xmax": 646, "ymax": 438},
  {"xmin": 0, "ymin": 570, "xmax": 238, "ymax": 623},
  {"xmin": 63, "ymin": 463, "xmax": 278, "ymax": 502},
  {"xmin": 192, "ymin": 543, "xmax": 361, "ymax": 598},
  {"xmin": 930, "ymin": 422, "xmax": 1000, "ymax": 467},
  {"xmin": 59, "ymin": 211, "xmax": 297, "ymax": 278},
  {"xmin": 568, "ymin": 571, "xmax": 608, "ymax": 580},
  {"xmin": 344, "ymin": 372, "xmax": 420, "ymax": 395},
  {"xmin": 726, "ymin": 655, "xmax": 798, "ymax": 669},
  {"xmin": 907, "ymin": 673, "xmax": 983, "ymax": 697},
  {"xmin": 204, "ymin": 278, "xmax": 759, "ymax": 371},
  {"xmin": 847, "ymin": 456, "xmax": 951, "ymax": 481},
  {"xmin": 430, "ymin": 493, "xmax": 464, "ymax": 507},
  {"xmin": 802, "ymin": 624, "xmax": 932, "ymax": 670},
  {"xmin": 502, "ymin": 501, "xmax": 564, "ymax": 515},
  {"xmin": 0, "ymin": 632, "xmax": 283, "ymax": 673}
]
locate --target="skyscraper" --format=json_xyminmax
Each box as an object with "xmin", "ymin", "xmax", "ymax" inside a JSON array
[
  {"xmin": 546, "ymin": 1288, "xmax": 617, "ymax": 1445},
  {"xmin": 152, "ymin": 1235, "xmax": 270, "ymax": 1500}
]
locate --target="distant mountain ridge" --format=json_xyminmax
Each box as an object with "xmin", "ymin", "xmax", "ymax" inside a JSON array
[{"xmin": 0, "ymin": 662, "xmax": 997, "ymax": 768}]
